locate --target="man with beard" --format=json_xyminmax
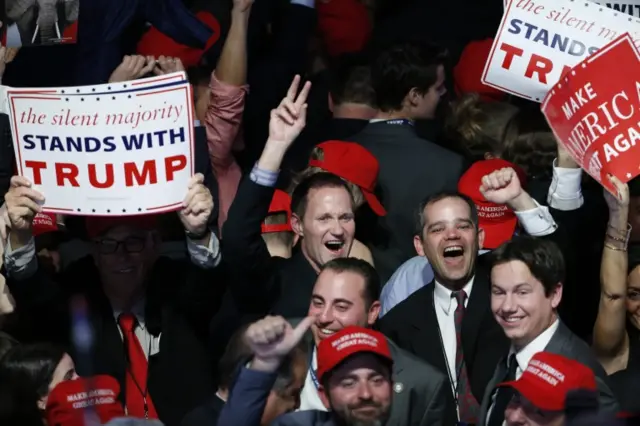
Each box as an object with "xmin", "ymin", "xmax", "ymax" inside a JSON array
[
  {"xmin": 216, "ymin": 316, "xmax": 394, "ymax": 426},
  {"xmin": 378, "ymin": 166, "xmax": 564, "ymax": 425}
]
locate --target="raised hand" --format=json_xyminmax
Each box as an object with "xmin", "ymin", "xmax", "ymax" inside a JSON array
[
  {"xmin": 232, "ymin": 0, "xmax": 254, "ymax": 13},
  {"xmin": 153, "ymin": 56, "xmax": 185, "ymax": 76},
  {"xmin": 245, "ymin": 315, "xmax": 314, "ymax": 371},
  {"xmin": 479, "ymin": 167, "xmax": 524, "ymax": 205},
  {"xmin": 604, "ymin": 174, "xmax": 629, "ymax": 213},
  {"xmin": 109, "ymin": 55, "xmax": 156, "ymax": 83},
  {"xmin": 4, "ymin": 176, "xmax": 44, "ymax": 232},
  {"xmin": 268, "ymin": 75, "xmax": 311, "ymax": 148},
  {"xmin": 178, "ymin": 173, "xmax": 214, "ymax": 237}
]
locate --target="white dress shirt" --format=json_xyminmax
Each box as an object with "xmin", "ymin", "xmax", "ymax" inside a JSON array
[
  {"xmin": 299, "ymin": 346, "xmax": 327, "ymax": 412},
  {"xmin": 486, "ymin": 319, "xmax": 560, "ymax": 425},
  {"xmin": 113, "ymin": 298, "xmax": 160, "ymax": 358}
]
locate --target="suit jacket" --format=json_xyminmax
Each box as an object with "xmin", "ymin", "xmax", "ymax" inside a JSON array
[
  {"xmin": 348, "ymin": 122, "xmax": 465, "ymax": 282},
  {"xmin": 222, "ymin": 177, "xmax": 318, "ymax": 318},
  {"xmin": 377, "ymin": 257, "xmax": 510, "ymax": 421},
  {"xmin": 477, "ymin": 321, "xmax": 619, "ymax": 426},
  {"xmin": 387, "ymin": 338, "xmax": 455, "ymax": 426},
  {"xmin": 7, "ymin": 256, "xmax": 225, "ymax": 426}
]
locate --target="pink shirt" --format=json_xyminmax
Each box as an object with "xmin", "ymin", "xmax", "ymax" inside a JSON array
[{"xmin": 204, "ymin": 73, "xmax": 248, "ymax": 232}]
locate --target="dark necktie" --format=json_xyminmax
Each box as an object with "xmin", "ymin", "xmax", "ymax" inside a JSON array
[
  {"xmin": 452, "ymin": 290, "xmax": 480, "ymax": 424},
  {"xmin": 487, "ymin": 354, "xmax": 518, "ymax": 426}
]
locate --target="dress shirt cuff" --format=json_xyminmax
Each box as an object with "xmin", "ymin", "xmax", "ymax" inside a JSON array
[
  {"xmin": 3, "ymin": 236, "xmax": 38, "ymax": 279},
  {"xmin": 514, "ymin": 200, "xmax": 558, "ymax": 237},
  {"xmin": 250, "ymin": 163, "xmax": 279, "ymax": 187},
  {"xmin": 194, "ymin": 119, "xmax": 202, "ymax": 128},
  {"xmin": 186, "ymin": 231, "xmax": 222, "ymax": 269},
  {"xmin": 547, "ymin": 158, "xmax": 584, "ymax": 211},
  {"xmin": 291, "ymin": 0, "xmax": 315, "ymax": 7}
]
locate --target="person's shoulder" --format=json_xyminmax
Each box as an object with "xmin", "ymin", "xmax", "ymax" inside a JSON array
[
  {"xmin": 382, "ymin": 283, "xmax": 431, "ymax": 320},
  {"xmin": 271, "ymin": 410, "xmax": 333, "ymax": 426},
  {"xmin": 388, "ymin": 339, "xmax": 447, "ymax": 384}
]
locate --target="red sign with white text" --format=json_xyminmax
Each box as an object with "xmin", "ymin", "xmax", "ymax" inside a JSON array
[{"xmin": 541, "ymin": 34, "xmax": 640, "ymax": 193}]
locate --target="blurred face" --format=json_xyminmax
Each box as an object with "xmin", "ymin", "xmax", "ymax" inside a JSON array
[
  {"xmin": 321, "ymin": 353, "xmax": 392, "ymax": 426},
  {"xmin": 491, "ymin": 260, "xmax": 562, "ymax": 349},
  {"xmin": 261, "ymin": 353, "xmax": 307, "ymax": 425},
  {"xmin": 39, "ymin": 353, "xmax": 79, "ymax": 409},
  {"xmin": 410, "ymin": 65, "xmax": 446, "ymax": 119},
  {"xmin": 626, "ymin": 265, "xmax": 640, "ymax": 329},
  {"xmin": 91, "ymin": 226, "xmax": 158, "ymax": 308},
  {"xmin": 309, "ymin": 269, "xmax": 381, "ymax": 346},
  {"xmin": 505, "ymin": 393, "xmax": 565, "ymax": 426},
  {"xmin": 292, "ymin": 187, "xmax": 356, "ymax": 272},
  {"xmin": 414, "ymin": 197, "xmax": 484, "ymax": 289}
]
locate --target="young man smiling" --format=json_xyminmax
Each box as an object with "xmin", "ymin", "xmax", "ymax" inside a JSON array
[{"xmin": 478, "ymin": 236, "xmax": 618, "ymax": 426}]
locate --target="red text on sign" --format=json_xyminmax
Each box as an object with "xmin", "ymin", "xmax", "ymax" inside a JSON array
[{"xmin": 24, "ymin": 155, "xmax": 188, "ymax": 189}]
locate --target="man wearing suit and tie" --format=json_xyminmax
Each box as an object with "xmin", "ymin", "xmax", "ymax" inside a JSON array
[
  {"xmin": 378, "ymin": 167, "xmax": 565, "ymax": 425},
  {"xmin": 479, "ymin": 236, "xmax": 619, "ymax": 426}
]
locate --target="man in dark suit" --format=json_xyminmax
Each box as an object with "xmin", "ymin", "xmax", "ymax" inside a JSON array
[
  {"xmin": 297, "ymin": 258, "xmax": 452, "ymax": 426},
  {"xmin": 378, "ymin": 167, "xmax": 566, "ymax": 425},
  {"xmin": 3, "ymin": 173, "xmax": 224, "ymax": 426},
  {"xmin": 348, "ymin": 41, "xmax": 465, "ymax": 282},
  {"xmin": 478, "ymin": 236, "xmax": 618, "ymax": 426}
]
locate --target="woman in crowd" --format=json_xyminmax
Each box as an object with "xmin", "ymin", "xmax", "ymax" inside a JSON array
[{"xmin": 0, "ymin": 343, "xmax": 78, "ymax": 425}]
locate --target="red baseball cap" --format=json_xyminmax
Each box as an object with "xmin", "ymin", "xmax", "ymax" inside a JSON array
[
  {"xmin": 454, "ymin": 39, "xmax": 505, "ymax": 102},
  {"xmin": 46, "ymin": 375, "xmax": 125, "ymax": 426},
  {"xmin": 499, "ymin": 352, "xmax": 597, "ymax": 411},
  {"xmin": 458, "ymin": 159, "xmax": 526, "ymax": 249},
  {"xmin": 261, "ymin": 189, "xmax": 293, "ymax": 233},
  {"xmin": 85, "ymin": 216, "xmax": 158, "ymax": 239},
  {"xmin": 316, "ymin": 326, "xmax": 393, "ymax": 383},
  {"xmin": 137, "ymin": 11, "xmax": 221, "ymax": 69},
  {"xmin": 32, "ymin": 213, "xmax": 59, "ymax": 237},
  {"xmin": 310, "ymin": 141, "xmax": 386, "ymax": 216},
  {"xmin": 316, "ymin": 0, "xmax": 372, "ymax": 57}
]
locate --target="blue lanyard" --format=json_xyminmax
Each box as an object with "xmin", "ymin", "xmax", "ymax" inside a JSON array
[
  {"xmin": 309, "ymin": 348, "xmax": 320, "ymax": 389},
  {"xmin": 382, "ymin": 119, "xmax": 414, "ymax": 126}
]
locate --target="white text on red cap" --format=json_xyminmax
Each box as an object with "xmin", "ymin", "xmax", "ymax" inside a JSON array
[{"xmin": 526, "ymin": 360, "xmax": 566, "ymax": 387}]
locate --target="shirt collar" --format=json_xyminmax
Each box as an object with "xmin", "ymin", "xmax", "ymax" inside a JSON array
[
  {"xmin": 113, "ymin": 298, "xmax": 146, "ymax": 330},
  {"xmin": 510, "ymin": 318, "xmax": 560, "ymax": 370},
  {"xmin": 434, "ymin": 277, "xmax": 475, "ymax": 315}
]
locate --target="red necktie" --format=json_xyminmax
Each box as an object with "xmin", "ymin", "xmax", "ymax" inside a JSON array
[
  {"xmin": 452, "ymin": 290, "xmax": 479, "ymax": 423},
  {"xmin": 118, "ymin": 313, "xmax": 158, "ymax": 419}
]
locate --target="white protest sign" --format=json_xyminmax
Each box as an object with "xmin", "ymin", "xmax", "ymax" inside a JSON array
[
  {"xmin": 592, "ymin": 1, "xmax": 640, "ymax": 18},
  {"xmin": 7, "ymin": 73, "xmax": 195, "ymax": 216},
  {"xmin": 484, "ymin": 0, "xmax": 640, "ymax": 101}
]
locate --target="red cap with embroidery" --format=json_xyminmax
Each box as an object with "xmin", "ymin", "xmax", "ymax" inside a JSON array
[
  {"xmin": 316, "ymin": 0, "xmax": 372, "ymax": 57},
  {"xmin": 316, "ymin": 326, "xmax": 392, "ymax": 382},
  {"xmin": 45, "ymin": 375, "xmax": 125, "ymax": 426},
  {"xmin": 32, "ymin": 213, "xmax": 59, "ymax": 237},
  {"xmin": 310, "ymin": 141, "xmax": 385, "ymax": 216},
  {"xmin": 499, "ymin": 352, "xmax": 597, "ymax": 411},
  {"xmin": 458, "ymin": 159, "xmax": 526, "ymax": 249},
  {"xmin": 261, "ymin": 190, "xmax": 293, "ymax": 233}
]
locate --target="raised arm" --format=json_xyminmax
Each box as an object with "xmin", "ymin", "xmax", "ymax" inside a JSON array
[{"xmin": 593, "ymin": 175, "xmax": 630, "ymax": 374}]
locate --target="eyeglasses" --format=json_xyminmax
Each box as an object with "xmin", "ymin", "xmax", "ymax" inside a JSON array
[{"xmin": 94, "ymin": 237, "xmax": 146, "ymax": 254}]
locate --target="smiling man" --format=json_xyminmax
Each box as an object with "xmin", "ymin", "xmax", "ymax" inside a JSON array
[
  {"xmin": 478, "ymin": 236, "xmax": 618, "ymax": 426},
  {"xmin": 378, "ymin": 167, "xmax": 565, "ymax": 425}
]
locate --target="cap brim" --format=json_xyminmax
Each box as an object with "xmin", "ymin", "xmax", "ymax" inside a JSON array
[
  {"xmin": 480, "ymin": 217, "xmax": 517, "ymax": 250},
  {"xmin": 499, "ymin": 379, "xmax": 564, "ymax": 411},
  {"xmin": 362, "ymin": 190, "xmax": 386, "ymax": 216}
]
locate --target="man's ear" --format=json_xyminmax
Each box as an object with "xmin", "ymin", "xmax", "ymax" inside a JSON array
[
  {"xmin": 37, "ymin": 396, "xmax": 47, "ymax": 411},
  {"xmin": 413, "ymin": 235, "xmax": 425, "ymax": 256},
  {"xmin": 318, "ymin": 386, "xmax": 331, "ymax": 410},
  {"xmin": 291, "ymin": 214, "xmax": 304, "ymax": 238},
  {"xmin": 328, "ymin": 93, "xmax": 334, "ymax": 113}
]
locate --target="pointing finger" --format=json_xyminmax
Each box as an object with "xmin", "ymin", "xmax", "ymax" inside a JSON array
[
  {"xmin": 286, "ymin": 75, "xmax": 301, "ymax": 101},
  {"xmin": 294, "ymin": 81, "xmax": 312, "ymax": 109}
]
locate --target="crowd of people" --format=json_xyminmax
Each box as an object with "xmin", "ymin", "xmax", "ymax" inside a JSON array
[{"xmin": 0, "ymin": 0, "xmax": 637, "ymax": 425}]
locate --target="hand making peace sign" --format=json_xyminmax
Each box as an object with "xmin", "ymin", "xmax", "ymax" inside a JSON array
[{"xmin": 268, "ymin": 75, "xmax": 312, "ymax": 148}]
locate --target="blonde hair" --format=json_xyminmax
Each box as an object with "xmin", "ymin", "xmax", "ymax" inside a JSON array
[
  {"xmin": 289, "ymin": 146, "xmax": 366, "ymax": 208},
  {"xmin": 446, "ymin": 93, "xmax": 518, "ymax": 160},
  {"xmin": 261, "ymin": 212, "xmax": 294, "ymax": 248}
]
